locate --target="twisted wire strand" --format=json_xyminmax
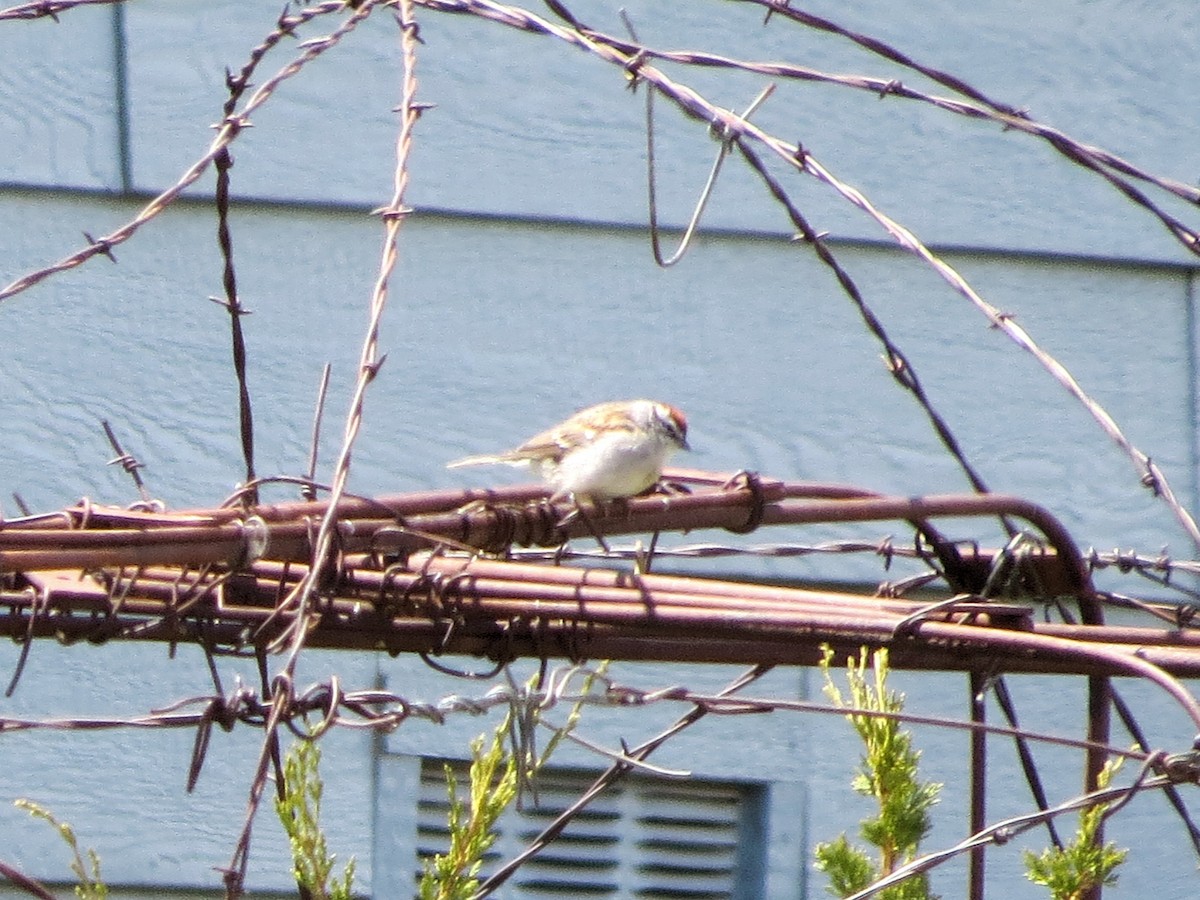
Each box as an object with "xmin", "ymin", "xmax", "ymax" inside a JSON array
[
  {"xmin": 735, "ymin": 0, "xmax": 1200, "ymax": 209},
  {"xmin": 0, "ymin": 0, "xmax": 119, "ymax": 20},
  {"xmin": 269, "ymin": 0, "xmax": 421, "ymax": 661},
  {"xmin": 0, "ymin": 668, "xmax": 1171, "ymax": 760}
]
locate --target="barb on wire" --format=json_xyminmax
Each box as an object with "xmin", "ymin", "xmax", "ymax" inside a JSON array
[
  {"xmin": 221, "ymin": 674, "xmax": 291, "ymax": 897},
  {"xmin": 486, "ymin": 0, "xmax": 1200, "ymax": 249},
  {"xmin": 6, "ymin": 6, "xmax": 1200, "ymax": 896},
  {"xmin": 0, "ymin": 0, "xmax": 117, "ymax": 22},
  {"xmin": 0, "ymin": 656, "xmax": 1184, "ymax": 896},
  {"xmin": 509, "ymin": 533, "xmax": 941, "ymax": 568},
  {"xmin": 214, "ymin": 0, "xmax": 423, "ymax": 893},
  {"xmin": 135, "ymin": 1, "xmax": 400, "ymax": 892},
  {"xmin": 751, "ymin": 92, "xmax": 1200, "ymax": 554},
  {"xmin": 542, "ymin": 719, "xmax": 692, "ymax": 777},
  {"xmin": 1006, "ymin": 544, "xmax": 1200, "ymax": 864},
  {"xmin": 3, "ymin": 658, "xmax": 1192, "ymax": 890},
  {"xmin": 100, "ymin": 419, "xmax": 154, "ymax": 507},
  {"xmin": 747, "ymin": 0, "xmax": 1027, "ymax": 115},
  {"xmin": 1106, "ymin": 681, "xmax": 1200, "ymax": 858}
]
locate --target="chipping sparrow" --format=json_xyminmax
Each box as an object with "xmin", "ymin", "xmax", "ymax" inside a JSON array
[{"xmin": 447, "ymin": 399, "xmax": 690, "ymax": 501}]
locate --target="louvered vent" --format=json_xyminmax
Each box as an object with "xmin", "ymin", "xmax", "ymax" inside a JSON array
[{"xmin": 416, "ymin": 758, "xmax": 761, "ymax": 899}]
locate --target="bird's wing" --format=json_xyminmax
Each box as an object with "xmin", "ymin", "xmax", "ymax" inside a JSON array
[
  {"xmin": 447, "ymin": 401, "xmax": 635, "ymax": 470},
  {"xmin": 513, "ymin": 401, "xmax": 636, "ymax": 456},
  {"xmin": 508, "ymin": 428, "xmax": 576, "ymax": 460}
]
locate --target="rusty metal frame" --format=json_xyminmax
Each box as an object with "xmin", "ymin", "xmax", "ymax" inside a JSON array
[{"xmin": 2, "ymin": 471, "xmax": 1199, "ymax": 900}]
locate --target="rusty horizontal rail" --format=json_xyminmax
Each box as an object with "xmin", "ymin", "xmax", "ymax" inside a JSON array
[
  {"xmin": 0, "ymin": 472, "xmax": 1087, "ymax": 595},
  {"xmin": 4, "ymin": 551, "xmax": 1200, "ymax": 725},
  {"xmin": 1, "ymin": 473, "xmax": 1197, "ymax": 717}
]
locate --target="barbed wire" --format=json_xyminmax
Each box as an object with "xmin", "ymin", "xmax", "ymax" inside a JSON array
[
  {"xmin": 5, "ymin": 2, "xmax": 1200, "ymax": 898},
  {"xmin": 9, "ymin": 481, "xmax": 1200, "ymax": 673},
  {"xmin": 425, "ymin": 0, "xmax": 1200, "ymax": 557},
  {"xmin": 0, "ymin": 663, "xmax": 1174, "ymax": 766},
  {"xmin": 207, "ymin": 0, "xmax": 306, "ymax": 506},
  {"xmin": 0, "ymin": 655, "xmax": 1194, "ymax": 896},
  {"xmin": 520, "ymin": 539, "xmax": 1200, "ymax": 578},
  {"xmin": 271, "ymin": 0, "xmax": 419, "ymax": 652},
  {"xmin": 730, "ymin": 2, "xmax": 1200, "ymax": 217},
  {"xmin": 4, "ymin": 482, "xmax": 1195, "ymax": 897},
  {"xmin": 3, "ymin": 0, "xmax": 1198, "ymax": 551},
  {"xmin": 0, "ymin": 0, "xmax": 369, "ymax": 303},
  {"xmin": 735, "ymin": 136, "xmax": 1012, "ymax": 522},
  {"xmin": 0, "ymin": 0, "xmax": 120, "ymax": 21},
  {"xmin": 6, "ymin": 0, "xmax": 1195, "ymax": 226},
  {"xmin": 217, "ymin": 0, "xmax": 419, "ymax": 893},
  {"xmin": 511, "ymin": 537, "xmax": 1200, "ymax": 607}
]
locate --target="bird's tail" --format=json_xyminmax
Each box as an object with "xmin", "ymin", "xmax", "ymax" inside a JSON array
[{"xmin": 446, "ymin": 453, "xmax": 525, "ymax": 469}]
